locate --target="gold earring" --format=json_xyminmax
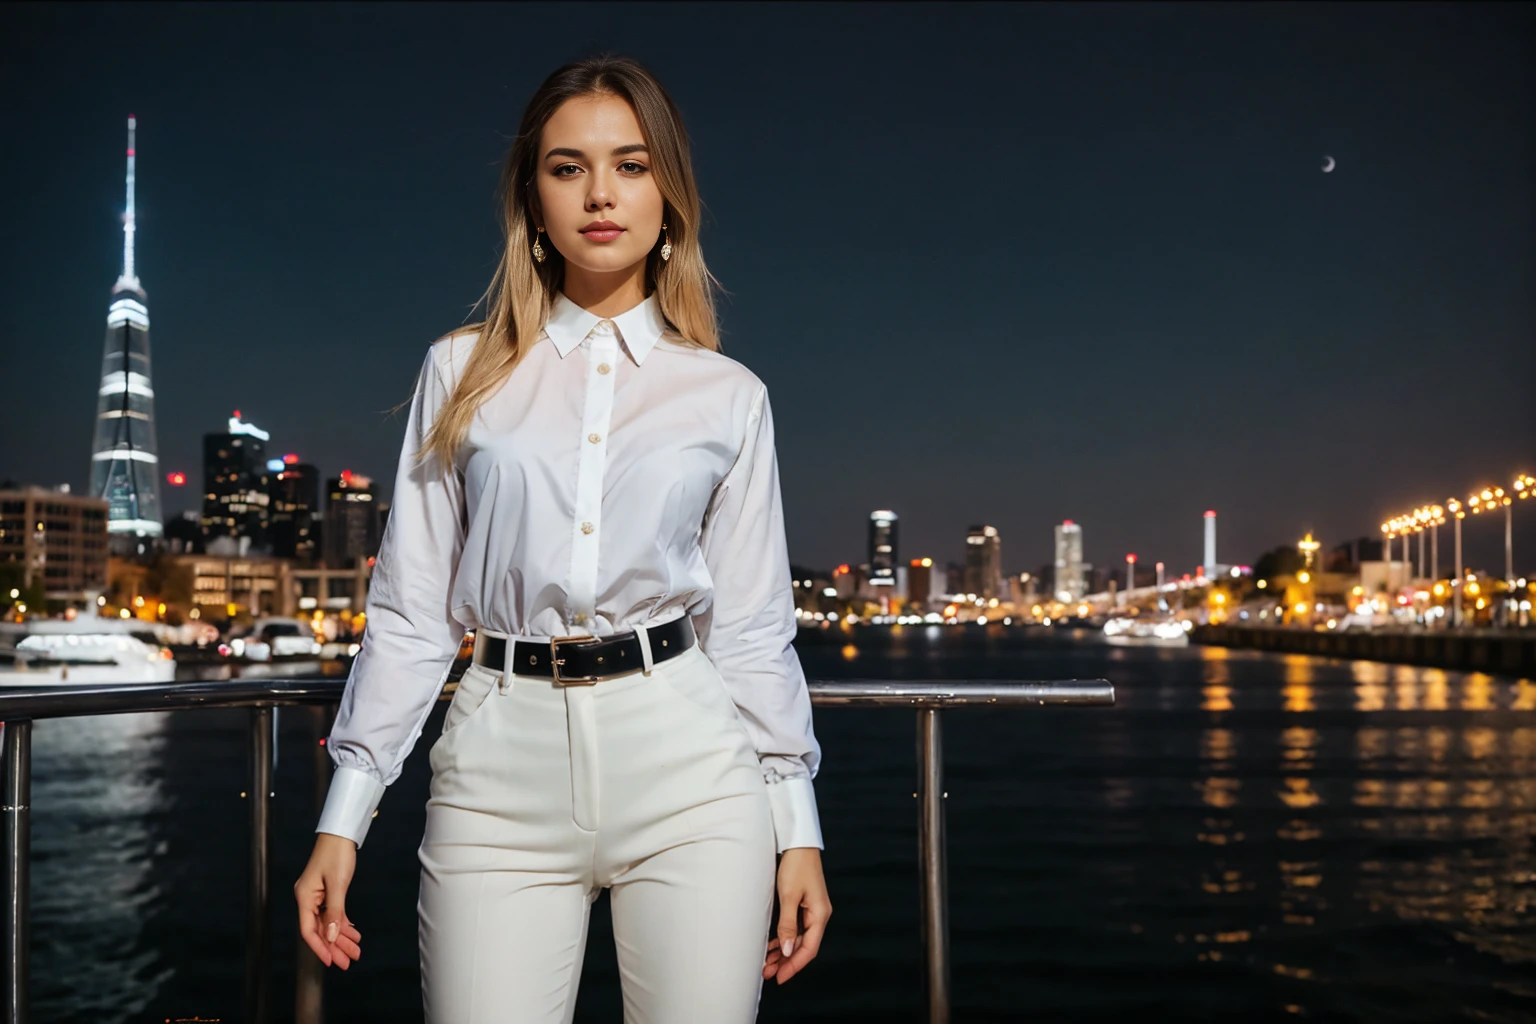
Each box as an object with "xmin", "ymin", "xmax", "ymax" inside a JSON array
[
  {"xmin": 659, "ymin": 222, "xmax": 672, "ymax": 262},
  {"xmin": 531, "ymin": 228, "xmax": 546, "ymax": 264}
]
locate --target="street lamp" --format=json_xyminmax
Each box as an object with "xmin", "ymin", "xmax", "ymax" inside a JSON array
[
  {"xmin": 1447, "ymin": 498, "xmax": 1465, "ymax": 628},
  {"xmin": 1469, "ymin": 485, "xmax": 1515, "ymax": 626}
]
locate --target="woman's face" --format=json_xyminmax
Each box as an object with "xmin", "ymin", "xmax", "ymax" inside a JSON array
[{"xmin": 533, "ymin": 93, "xmax": 664, "ymax": 280}]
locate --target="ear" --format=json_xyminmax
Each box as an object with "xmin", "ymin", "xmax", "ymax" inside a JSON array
[{"xmin": 525, "ymin": 182, "xmax": 544, "ymax": 231}]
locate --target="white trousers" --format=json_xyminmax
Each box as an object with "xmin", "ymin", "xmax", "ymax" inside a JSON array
[{"xmin": 417, "ymin": 639, "xmax": 777, "ymax": 1023}]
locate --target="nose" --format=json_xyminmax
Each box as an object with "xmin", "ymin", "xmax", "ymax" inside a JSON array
[{"xmin": 585, "ymin": 170, "xmax": 615, "ymax": 212}]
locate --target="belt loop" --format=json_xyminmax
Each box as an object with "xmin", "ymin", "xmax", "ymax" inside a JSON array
[
  {"xmin": 499, "ymin": 634, "xmax": 512, "ymax": 691},
  {"xmin": 632, "ymin": 622, "xmax": 655, "ymax": 675}
]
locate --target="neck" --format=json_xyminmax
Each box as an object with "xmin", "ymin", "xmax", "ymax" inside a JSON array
[{"xmin": 562, "ymin": 261, "xmax": 648, "ymax": 317}]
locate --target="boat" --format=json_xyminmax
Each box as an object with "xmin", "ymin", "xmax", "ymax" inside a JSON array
[
  {"xmin": 0, "ymin": 613, "xmax": 177, "ymax": 685},
  {"xmin": 1102, "ymin": 616, "xmax": 1191, "ymax": 647}
]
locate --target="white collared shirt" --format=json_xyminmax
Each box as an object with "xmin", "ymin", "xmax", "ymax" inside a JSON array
[{"xmin": 315, "ymin": 291, "xmax": 823, "ymax": 853}]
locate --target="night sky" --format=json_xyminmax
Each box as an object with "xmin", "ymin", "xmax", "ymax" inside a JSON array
[{"xmin": 3, "ymin": 3, "xmax": 1531, "ymax": 577}]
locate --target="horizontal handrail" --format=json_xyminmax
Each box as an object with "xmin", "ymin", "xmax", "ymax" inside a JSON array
[
  {"xmin": 1, "ymin": 674, "xmax": 1114, "ymax": 1024},
  {"xmin": 0, "ymin": 676, "xmax": 1114, "ymax": 721}
]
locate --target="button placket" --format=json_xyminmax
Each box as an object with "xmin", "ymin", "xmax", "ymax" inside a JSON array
[{"xmin": 563, "ymin": 329, "xmax": 617, "ymax": 633}]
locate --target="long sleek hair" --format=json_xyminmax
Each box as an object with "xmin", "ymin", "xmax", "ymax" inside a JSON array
[{"xmin": 418, "ymin": 55, "xmax": 720, "ymax": 466}]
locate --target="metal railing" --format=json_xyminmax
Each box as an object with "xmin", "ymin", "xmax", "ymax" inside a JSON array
[{"xmin": 0, "ymin": 675, "xmax": 1114, "ymax": 1024}]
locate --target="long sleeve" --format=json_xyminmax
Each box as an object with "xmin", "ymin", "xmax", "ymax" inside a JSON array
[
  {"xmin": 694, "ymin": 383, "xmax": 824, "ymax": 852},
  {"xmin": 315, "ymin": 345, "xmax": 469, "ymax": 849}
]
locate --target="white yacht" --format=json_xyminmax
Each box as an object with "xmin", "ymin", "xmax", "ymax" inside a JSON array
[
  {"xmin": 1102, "ymin": 615, "xmax": 1191, "ymax": 647},
  {"xmin": 0, "ymin": 614, "xmax": 176, "ymax": 685}
]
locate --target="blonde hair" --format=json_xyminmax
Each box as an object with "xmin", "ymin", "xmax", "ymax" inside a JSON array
[{"xmin": 417, "ymin": 55, "xmax": 721, "ymax": 466}]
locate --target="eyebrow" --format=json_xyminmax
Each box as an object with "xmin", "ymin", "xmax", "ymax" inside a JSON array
[{"xmin": 543, "ymin": 143, "xmax": 650, "ymax": 161}]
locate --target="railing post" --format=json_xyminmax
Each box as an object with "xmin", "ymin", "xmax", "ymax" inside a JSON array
[
  {"xmin": 246, "ymin": 707, "xmax": 273, "ymax": 1024},
  {"xmin": 296, "ymin": 703, "xmax": 334, "ymax": 1024},
  {"xmin": 2, "ymin": 721, "xmax": 30, "ymax": 1024},
  {"xmin": 916, "ymin": 708, "xmax": 950, "ymax": 1024}
]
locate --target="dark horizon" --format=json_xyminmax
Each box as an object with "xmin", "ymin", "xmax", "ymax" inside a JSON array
[{"xmin": 2, "ymin": 3, "xmax": 1531, "ymax": 577}]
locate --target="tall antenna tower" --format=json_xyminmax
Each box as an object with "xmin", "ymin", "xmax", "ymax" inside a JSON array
[{"xmin": 90, "ymin": 115, "xmax": 165, "ymax": 551}]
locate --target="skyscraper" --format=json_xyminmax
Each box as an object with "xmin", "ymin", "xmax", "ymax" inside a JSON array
[
  {"xmin": 269, "ymin": 455, "xmax": 321, "ymax": 564},
  {"xmin": 868, "ymin": 510, "xmax": 898, "ymax": 587},
  {"xmin": 324, "ymin": 470, "xmax": 380, "ymax": 568},
  {"xmin": 963, "ymin": 524, "xmax": 1002, "ymax": 599},
  {"xmin": 1054, "ymin": 520, "xmax": 1085, "ymax": 602},
  {"xmin": 89, "ymin": 116, "xmax": 164, "ymax": 553},
  {"xmin": 202, "ymin": 413, "xmax": 273, "ymax": 553}
]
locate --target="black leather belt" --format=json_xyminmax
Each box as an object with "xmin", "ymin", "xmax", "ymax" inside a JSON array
[{"xmin": 471, "ymin": 615, "xmax": 695, "ymax": 684}]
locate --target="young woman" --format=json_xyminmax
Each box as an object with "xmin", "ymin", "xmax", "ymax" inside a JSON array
[{"xmin": 292, "ymin": 55, "xmax": 831, "ymax": 1021}]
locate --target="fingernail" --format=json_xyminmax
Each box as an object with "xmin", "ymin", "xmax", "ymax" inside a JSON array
[
  {"xmin": 326, "ymin": 921, "xmax": 338, "ymax": 944},
  {"xmin": 782, "ymin": 938, "xmax": 794, "ymax": 957}
]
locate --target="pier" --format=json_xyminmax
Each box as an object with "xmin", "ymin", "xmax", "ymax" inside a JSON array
[{"xmin": 1193, "ymin": 624, "xmax": 1536, "ymax": 676}]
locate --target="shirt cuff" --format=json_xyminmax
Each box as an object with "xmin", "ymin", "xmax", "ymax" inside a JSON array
[
  {"xmin": 765, "ymin": 775, "xmax": 824, "ymax": 853},
  {"xmin": 315, "ymin": 765, "xmax": 387, "ymax": 850}
]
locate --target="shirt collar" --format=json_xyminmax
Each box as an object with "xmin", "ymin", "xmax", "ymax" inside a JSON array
[{"xmin": 544, "ymin": 291, "xmax": 667, "ymax": 366}]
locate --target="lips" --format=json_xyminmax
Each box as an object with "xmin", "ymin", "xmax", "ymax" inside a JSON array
[{"xmin": 580, "ymin": 220, "xmax": 624, "ymax": 242}]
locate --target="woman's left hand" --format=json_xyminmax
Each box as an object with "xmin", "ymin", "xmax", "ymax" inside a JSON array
[{"xmin": 763, "ymin": 847, "xmax": 831, "ymax": 984}]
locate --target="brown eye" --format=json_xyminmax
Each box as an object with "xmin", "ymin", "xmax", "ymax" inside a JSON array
[{"xmin": 619, "ymin": 161, "xmax": 648, "ymax": 174}]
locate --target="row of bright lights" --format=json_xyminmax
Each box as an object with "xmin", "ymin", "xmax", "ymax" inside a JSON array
[{"xmin": 1383, "ymin": 473, "xmax": 1533, "ymax": 537}]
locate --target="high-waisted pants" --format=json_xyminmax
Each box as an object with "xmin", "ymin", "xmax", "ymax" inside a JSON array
[{"xmin": 417, "ymin": 636, "xmax": 778, "ymax": 1023}]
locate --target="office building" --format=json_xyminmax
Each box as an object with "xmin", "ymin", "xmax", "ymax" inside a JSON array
[
  {"xmin": 1054, "ymin": 520, "xmax": 1086, "ymax": 602},
  {"xmin": 868, "ymin": 510, "xmax": 898, "ymax": 587},
  {"xmin": 202, "ymin": 413, "xmax": 273, "ymax": 553},
  {"xmin": 963, "ymin": 525, "xmax": 1002, "ymax": 600},
  {"xmin": 324, "ymin": 470, "xmax": 380, "ymax": 568},
  {"xmin": 89, "ymin": 116, "xmax": 164, "ymax": 553},
  {"xmin": 0, "ymin": 485, "xmax": 110, "ymax": 601},
  {"xmin": 269, "ymin": 455, "xmax": 321, "ymax": 564}
]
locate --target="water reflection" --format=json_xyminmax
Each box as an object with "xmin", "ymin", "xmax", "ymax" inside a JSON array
[
  {"xmin": 1179, "ymin": 650, "xmax": 1536, "ymax": 1013},
  {"xmin": 32, "ymin": 713, "xmax": 174, "ymax": 1021}
]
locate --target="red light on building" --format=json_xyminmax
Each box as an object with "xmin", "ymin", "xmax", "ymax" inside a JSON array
[
  {"xmin": 233, "ymin": 409, "xmax": 241, "ymax": 419},
  {"xmin": 1126, "ymin": 553, "xmax": 1137, "ymax": 563},
  {"xmin": 165, "ymin": 472, "xmax": 186, "ymax": 486},
  {"xmin": 1063, "ymin": 519, "xmax": 1075, "ymax": 526},
  {"xmin": 834, "ymin": 564, "xmax": 850, "ymax": 575},
  {"xmin": 341, "ymin": 469, "xmax": 353, "ymax": 481},
  {"xmin": 283, "ymin": 453, "xmax": 299, "ymax": 465},
  {"xmin": 367, "ymin": 556, "xmax": 376, "ymax": 567}
]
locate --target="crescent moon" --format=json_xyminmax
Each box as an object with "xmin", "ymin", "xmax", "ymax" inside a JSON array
[{"xmin": 1322, "ymin": 155, "xmax": 1336, "ymax": 173}]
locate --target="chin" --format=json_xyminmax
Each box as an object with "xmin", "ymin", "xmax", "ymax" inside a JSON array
[{"xmin": 563, "ymin": 250, "xmax": 650, "ymax": 276}]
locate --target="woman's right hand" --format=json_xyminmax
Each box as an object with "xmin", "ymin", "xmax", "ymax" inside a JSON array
[{"xmin": 295, "ymin": 832, "xmax": 365, "ymax": 969}]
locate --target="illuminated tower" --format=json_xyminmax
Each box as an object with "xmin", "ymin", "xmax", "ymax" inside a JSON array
[
  {"xmin": 89, "ymin": 116, "xmax": 164, "ymax": 552},
  {"xmin": 868, "ymin": 510, "xmax": 898, "ymax": 587},
  {"xmin": 1203, "ymin": 510, "xmax": 1217, "ymax": 575}
]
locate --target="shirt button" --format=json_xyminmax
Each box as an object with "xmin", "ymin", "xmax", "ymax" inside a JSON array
[
  {"xmin": 581, "ymin": 521, "xmax": 594, "ymax": 534},
  {"xmin": 597, "ymin": 363, "xmax": 611, "ymax": 375},
  {"xmin": 587, "ymin": 432, "xmax": 601, "ymax": 444}
]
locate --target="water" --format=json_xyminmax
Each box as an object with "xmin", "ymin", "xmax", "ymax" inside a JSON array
[{"xmin": 26, "ymin": 626, "xmax": 1536, "ymax": 1022}]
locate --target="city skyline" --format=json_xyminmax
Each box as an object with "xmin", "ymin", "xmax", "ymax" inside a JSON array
[{"xmin": 1, "ymin": 4, "xmax": 1531, "ymax": 578}]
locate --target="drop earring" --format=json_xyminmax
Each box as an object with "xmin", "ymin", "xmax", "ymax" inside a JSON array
[
  {"xmin": 659, "ymin": 222, "xmax": 672, "ymax": 262},
  {"xmin": 531, "ymin": 227, "xmax": 546, "ymax": 264}
]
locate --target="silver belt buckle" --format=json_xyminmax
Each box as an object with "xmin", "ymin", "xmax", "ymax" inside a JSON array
[{"xmin": 550, "ymin": 635, "xmax": 602, "ymax": 685}]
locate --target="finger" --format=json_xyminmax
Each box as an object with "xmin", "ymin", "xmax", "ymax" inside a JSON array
[
  {"xmin": 322, "ymin": 890, "xmax": 349, "ymax": 950},
  {"xmin": 333, "ymin": 933, "xmax": 362, "ymax": 961},
  {"xmin": 338, "ymin": 921, "xmax": 362, "ymax": 943},
  {"xmin": 330, "ymin": 946, "xmax": 352, "ymax": 971},
  {"xmin": 792, "ymin": 899, "xmax": 830, "ymax": 964},
  {"xmin": 297, "ymin": 905, "xmax": 332, "ymax": 967},
  {"xmin": 786, "ymin": 913, "xmax": 826, "ymax": 974},
  {"xmin": 774, "ymin": 893, "xmax": 802, "ymax": 960},
  {"xmin": 300, "ymin": 924, "xmax": 332, "ymax": 967}
]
